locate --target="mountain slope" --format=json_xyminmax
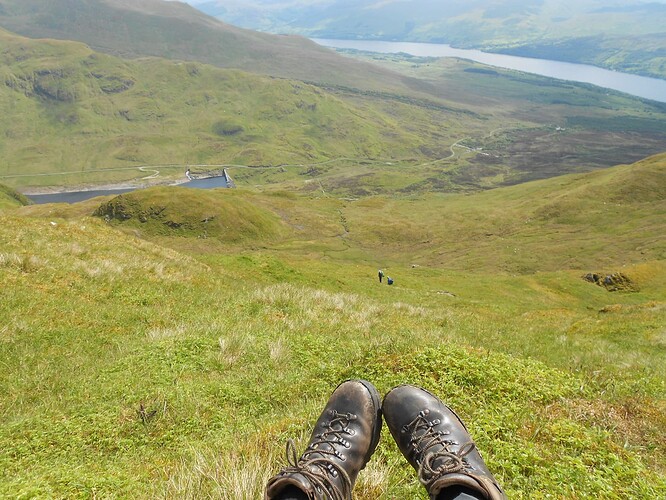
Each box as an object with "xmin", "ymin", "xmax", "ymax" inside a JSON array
[
  {"xmin": 0, "ymin": 29, "xmax": 475, "ymax": 189},
  {"xmin": 19, "ymin": 152, "xmax": 665, "ymax": 274},
  {"xmin": 2, "ymin": 155, "xmax": 665, "ymax": 497},
  {"xmin": 0, "ymin": 183, "xmax": 31, "ymax": 209},
  {"xmin": 0, "ymin": 0, "xmax": 430, "ymax": 94},
  {"xmin": 2, "ymin": 27, "xmax": 665, "ymax": 195}
]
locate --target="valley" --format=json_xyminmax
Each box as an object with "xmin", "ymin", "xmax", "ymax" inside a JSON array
[
  {"xmin": 191, "ymin": 0, "xmax": 666, "ymax": 80},
  {"xmin": 1, "ymin": 29, "xmax": 665, "ymax": 195}
]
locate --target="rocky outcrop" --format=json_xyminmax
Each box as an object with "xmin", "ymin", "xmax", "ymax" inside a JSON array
[{"xmin": 583, "ymin": 272, "xmax": 637, "ymax": 292}]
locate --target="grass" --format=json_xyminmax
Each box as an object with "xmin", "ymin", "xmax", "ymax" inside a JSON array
[
  {"xmin": 1, "ymin": 153, "xmax": 664, "ymax": 497},
  {"xmin": 0, "ymin": 7, "xmax": 664, "ymax": 495},
  {"xmin": 0, "ymin": 29, "xmax": 489, "ymax": 190},
  {"xmin": 0, "ymin": 182, "xmax": 30, "ymax": 209},
  {"xmin": 93, "ymin": 187, "xmax": 287, "ymax": 241},
  {"xmin": 325, "ymin": 53, "xmax": 666, "ymax": 185}
]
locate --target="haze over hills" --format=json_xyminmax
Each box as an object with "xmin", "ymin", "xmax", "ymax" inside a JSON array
[{"xmin": 188, "ymin": 0, "xmax": 666, "ymax": 79}]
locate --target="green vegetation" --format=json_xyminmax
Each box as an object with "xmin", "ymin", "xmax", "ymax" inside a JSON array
[
  {"xmin": 94, "ymin": 187, "xmax": 286, "ymax": 241},
  {"xmin": 0, "ymin": 29, "xmax": 481, "ymax": 189},
  {"xmin": 211, "ymin": 119, "xmax": 244, "ymax": 137},
  {"xmin": 1, "ymin": 154, "xmax": 664, "ymax": 497},
  {"xmin": 317, "ymin": 52, "xmax": 666, "ymax": 188},
  {"xmin": 0, "ymin": 182, "xmax": 31, "ymax": 209},
  {"xmin": 497, "ymin": 33, "xmax": 666, "ymax": 80},
  {"xmin": 0, "ymin": 3, "xmax": 664, "ymax": 496}
]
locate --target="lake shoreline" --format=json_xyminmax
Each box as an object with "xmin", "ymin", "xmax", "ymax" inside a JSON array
[
  {"xmin": 314, "ymin": 36, "xmax": 666, "ymax": 81},
  {"xmin": 21, "ymin": 177, "xmax": 189, "ymax": 197},
  {"xmin": 313, "ymin": 38, "xmax": 666, "ymax": 103},
  {"xmin": 24, "ymin": 173, "xmax": 230, "ymax": 205}
]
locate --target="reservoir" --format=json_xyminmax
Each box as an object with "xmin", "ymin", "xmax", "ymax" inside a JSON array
[
  {"xmin": 26, "ymin": 175, "xmax": 229, "ymax": 205},
  {"xmin": 313, "ymin": 38, "xmax": 666, "ymax": 103}
]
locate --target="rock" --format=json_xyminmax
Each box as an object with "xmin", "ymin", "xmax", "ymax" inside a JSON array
[
  {"xmin": 583, "ymin": 273, "xmax": 602, "ymax": 284},
  {"xmin": 582, "ymin": 272, "xmax": 637, "ymax": 292}
]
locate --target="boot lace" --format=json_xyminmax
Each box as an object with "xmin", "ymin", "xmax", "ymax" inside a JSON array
[
  {"xmin": 401, "ymin": 409, "xmax": 476, "ymax": 489},
  {"xmin": 281, "ymin": 410, "xmax": 357, "ymax": 500}
]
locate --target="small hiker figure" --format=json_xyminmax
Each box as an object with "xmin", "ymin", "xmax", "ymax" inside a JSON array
[
  {"xmin": 185, "ymin": 168, "xmax": 192, "ymax": 180},
  {"xmin": 387, "ymin": 277, "xmax": 394, "ymax": 285},
  {"xmin": 378, "ymin": 269, "xmax": 384, "ymax": 283}
]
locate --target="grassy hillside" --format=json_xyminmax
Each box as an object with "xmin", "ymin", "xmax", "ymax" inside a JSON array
[
  {"xmin": 2, "ymin": 153, "xmax": 665, "ymax": 497},
  {"xmin": 0, "ymin": 182, "xmax": 31, "ymax": 209},
  {"xmin": 43, "ymin": 152, "xmax": 661, "ymax": 275},
  {"xmin": 0, "ymin": 0, "xmax": 430, "ymax": 93},
  {"xmin": 195, "ymin": 0, "xmax": 666, "ymax": 79},
  {"xmin": 0, "ymin": 3, "xmax": 663, "ymax": 496},
  {"xmin": 498, "ymin": 32, "xmax": 666, "ymax": 80},
  {"xmin": 0, "ymin": 29, "xmax": 485, "ymax": 189},
  {"xmin": 313, "ymin": 52, "xmax": 666, "ymax": 190},
  {"xmin": 93, "ymin": 187, "xmax": 287, "ymax": 241}
]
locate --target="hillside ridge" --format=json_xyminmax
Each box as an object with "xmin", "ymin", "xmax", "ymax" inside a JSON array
[
  {"xmin": 13, "ymin": 152, "xmax": 664, "ymax": 275},
  {"xmin": 0, "ymin": 0, "xmax": 429, "ymax": 94}
]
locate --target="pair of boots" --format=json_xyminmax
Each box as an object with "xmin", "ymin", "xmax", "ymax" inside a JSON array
[{"xmin": 265, "ymin": 380, "xmax": 507, "ymax": 500}]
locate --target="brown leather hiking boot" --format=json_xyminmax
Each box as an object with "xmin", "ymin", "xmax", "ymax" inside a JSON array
[
  {"xmin": 383, "ymin": 385, "xmax": 507, "ymax": 500},
  {"xmin": 265, "ymin": 379, "xmax": 382, "ymax": 500}
]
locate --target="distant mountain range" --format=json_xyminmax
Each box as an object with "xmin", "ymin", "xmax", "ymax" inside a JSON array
[{"xmin": 187, "ymin": 0, "xmax": 666, "ymax": 79}]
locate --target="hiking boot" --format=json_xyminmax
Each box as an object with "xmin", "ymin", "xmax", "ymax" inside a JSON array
[
  {"xmin": 383, "ymin": 385, "xmax": 507, "ymax": 500},
  {"xmin": 265, "ymin": 379, "xmax": 382, "ymax": 500}
]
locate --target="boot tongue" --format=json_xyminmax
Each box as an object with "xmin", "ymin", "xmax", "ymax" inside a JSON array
[
  {"xmin": 430, "ymin": 473, "xmax": 507, "ymax": 500},
  {"xmin": 265, "ymin": 473, "xmax": 316, "ymax": 499},
  {"xmin": 429, "ymin": 473, "xmax": 489, "ymax": 499}
]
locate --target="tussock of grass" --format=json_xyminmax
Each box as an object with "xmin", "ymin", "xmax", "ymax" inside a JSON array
[
  {"xmin": 0, "ymin": 252, "xmax": 41, "ymax": 272},
  {"xmin": 164, "ymin": 443, "xmax": 282, "ymax": 499},
  {"xmin": 94, "ymin": 187, "xmax": 286, "ymax": 242},
  {"xmin": 0, "ymin": 182, "xmax": 31, "ymax": 209}
]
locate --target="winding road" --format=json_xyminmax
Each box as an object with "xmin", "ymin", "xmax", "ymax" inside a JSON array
[{"xmin": 4, "ymin": 128, "xmax": 510, "ymax": 193}]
